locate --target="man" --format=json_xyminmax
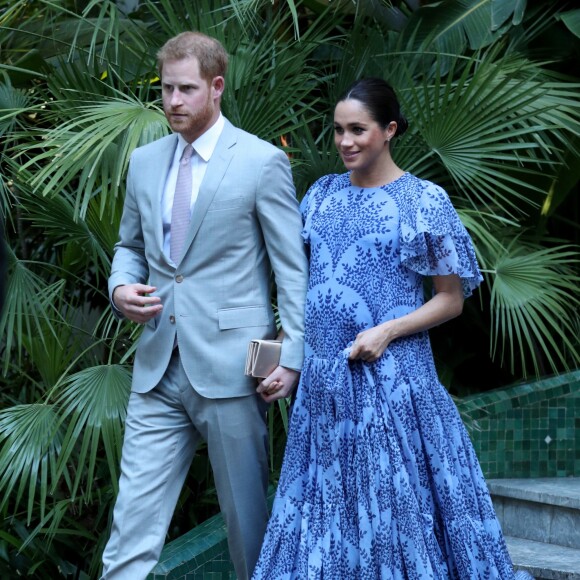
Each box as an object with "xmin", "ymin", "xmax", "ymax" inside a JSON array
[{"xmin": 102, "ymin": 31, "xmax": 308, "ymax": 580}]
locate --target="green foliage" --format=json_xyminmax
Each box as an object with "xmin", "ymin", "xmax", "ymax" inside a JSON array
[{"xmin": 0, "ymin": 0, "xmax": 578, "ymax": 576}]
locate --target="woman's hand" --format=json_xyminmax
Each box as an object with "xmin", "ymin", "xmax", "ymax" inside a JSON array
[
  {"xmin": 348, "ymin": 274, "xmax": 465, "ymax": 363},
  {"xmin": 349, "ymin": 323, "xmax": 393, "ymax": 362}
]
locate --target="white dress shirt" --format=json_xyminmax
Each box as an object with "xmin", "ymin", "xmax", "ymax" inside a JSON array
[{"xmin": 161, "ymin": 113, "xmax": 225, "ymax": 263}]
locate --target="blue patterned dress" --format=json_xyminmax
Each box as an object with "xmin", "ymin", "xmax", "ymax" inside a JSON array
[{"xmin": 253, "ymin": 172, "xmax": 514, "ymax": 579}]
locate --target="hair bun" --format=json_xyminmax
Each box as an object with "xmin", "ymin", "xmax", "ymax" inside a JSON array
[
  {"xmin": 396, "ymin": 116, "xmax": 408, "ymax": 137},
  {"xmin": 338, "ymin": 78, "xmax": 408, "ymax": 138}
]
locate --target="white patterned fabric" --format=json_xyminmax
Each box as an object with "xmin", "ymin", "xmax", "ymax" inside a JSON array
[{"xmin": 253, "ymin": 172, "xmax": 514, "ymax": 579}]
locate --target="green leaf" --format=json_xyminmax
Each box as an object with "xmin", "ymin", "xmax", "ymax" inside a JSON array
[
  {"xmin": 0, "ymin": 252, "xmax": 66, "ymax": 372},
  {"xmin": 396, "ymin": 49, "xmax": 580, "ymax": 216},
  {"xmin": 558, "ymin": 9, "xmax": 580, "ymax": 39},
  {"xmin": 0, "ymin": 77, "xmax": 32, "ymax": 137},
  {"xmin": 488, "ymin": 242, "xmax": 580, "ymax": 376},
  {"xmin": 18, "ymin": 96, "xmax": 168, "ymax": 220},
  {"xmin": 54, "ymin": 364, "xmax": 131, "ymax": 498},
  {"xmin": 0, "ymin": 404, "xmax": 61, "ymax": 522}
]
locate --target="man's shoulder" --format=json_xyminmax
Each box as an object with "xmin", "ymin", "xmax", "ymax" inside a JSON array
[
  {"xmin": 131, "ymin": 133, "xmax": 177, "ymax": 159},
  {"xmin": 225, "ymin": 121, "xmax": 283, "ymax": 157}
]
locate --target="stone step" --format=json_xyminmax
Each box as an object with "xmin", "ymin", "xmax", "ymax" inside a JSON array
[
  {"xmin": 506, "ymin": 536, "xmax": 580, "ymax": 580},
  {"xmin": 488, "ymin": 478, "xmax": 580, "ymax": 511},
  {"xmin": 487, "ymin": 478, "xmax": 580, "ymax": 549}
]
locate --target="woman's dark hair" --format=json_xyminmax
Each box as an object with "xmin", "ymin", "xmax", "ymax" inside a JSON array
[{"xmin": 338, "ymin": 78, "xmax": 408, "ymax": 137}]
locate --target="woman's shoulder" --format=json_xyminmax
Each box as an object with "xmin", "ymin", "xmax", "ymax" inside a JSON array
[
  {"xmin": 401, "ymin": 173, "xmax": 448, "ymax": 196},
  {"xmin": 301, "ymin": 172, "xmax": 349, "ymax": 208},
  {"xmin": 311, "ymin": 172, "xmax": 350, "ymax": 193},
  {"xmin": 397, "ymin": 174, "xmax": 453, "ymax": 210}
]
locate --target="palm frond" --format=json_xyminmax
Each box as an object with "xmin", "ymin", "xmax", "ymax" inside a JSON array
[
  {"xmin": 0, "ymin": 251, "xmax": 66, "ymax": 372},
  {"xmin": 396, "ymin": 50, "xmax": 580, "ymax": 215},
  {"xmin": 222, "ymin": 13, "xmax": 334, "ymax": 141},
  {"xmin": 15, "ymin": 181, "xmax": 113, "ymax": 277},
  {"xmin": 54, "ymin": 364, "xmax": 131, "ymax": 498},
  {"xmin": 17, "ymin": 95, "xmax": 167, "ymax": 219},
  {"xmin": 456, "ymin": 209, "xmax": 516, "ymax": 268},
  {"xmin": 225, "ymin": 0, "xmax": 302, "ymax": 38},
  {"xmin": 291, "ymin": 120, "xmax": 342, "ymax": 198},
  {"xmin": 488, "ymin": 241, "xmax": 580, "ymax": 376},
  {"xmin": 320, "ymin": 32, "xmax": 580, "ymax": 220},
  {"xmin": 0, "ymin": 75, "xmax": 32, "ymax": 139},
  {"xmin": 19, "ymin": 498, "xmax": 95, "ymax": 552},
  {"xmin": 0, "ymin": 404, "xmax": 61, "ymax": 522},
  {"xmin": 407, "ymin": 0, "xmax": 526, "ymax": 51},
  {"xmin": 139, "ymin": 0, "xmax": 228, "ymax": 39},
  {"xmin": 73, "ymin": 0, "xmax": 148, "ymax": 65}
]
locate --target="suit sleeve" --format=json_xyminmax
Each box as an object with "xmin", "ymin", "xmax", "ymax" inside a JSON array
[
  {"xmin": 108, "ymin": 154, "xmax": 150, "ymax": 316},
  {"xmin": 256, "ymin": 148, "xmax": 308, "ymax": 371}
]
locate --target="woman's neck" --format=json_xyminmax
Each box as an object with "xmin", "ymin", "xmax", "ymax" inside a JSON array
[{"xmin": 350, "ymin": 161, "xmax": 405, "ymax": 189}]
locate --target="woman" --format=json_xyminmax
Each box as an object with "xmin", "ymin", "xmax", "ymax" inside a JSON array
[{"xmin": 253, "ymin": 78, "xmax": 515, "ymax": 579}]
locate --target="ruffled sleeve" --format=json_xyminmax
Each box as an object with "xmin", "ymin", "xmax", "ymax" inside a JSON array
[
  {"xmin": 300, "ymin": 174, "xmax": 339, "ymax": 245},
  {"xmin": 399, "ymin": 178, "xmax": 483, "ymax": 298}
]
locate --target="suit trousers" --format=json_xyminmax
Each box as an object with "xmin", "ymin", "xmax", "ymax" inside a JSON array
[{"xmin": 101, "ymin": 349, "xmax": 270, "ymax": 580}]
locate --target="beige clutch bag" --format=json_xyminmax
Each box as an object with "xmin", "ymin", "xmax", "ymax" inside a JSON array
[{"xmin": 245, "ymin": 339, "xmax": 282, "ymax": 378}]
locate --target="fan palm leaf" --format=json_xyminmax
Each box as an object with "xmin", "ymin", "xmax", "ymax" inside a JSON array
[
  {"xmin": 0, "ymin": 76, "xmax": 31, "ymax": 138},
  {"xmin": 456, "ymin": 208, "xmax": 517, "ymax": 271},
  {"xmin": 395, "ymin": 50, "xmax": 580, "ymax": 215},
  {"xmin": 13, "ymin": 177, "xmax": 114, "ymax": 276},
  {"xmin": 224, "ymin": 0, "xmax": 302, "ymax": 38},
  {"xmin": 19, "ymin": 498, "xmax": 95, "ymax": 553},
  {"xmin": 0, "ymin": 250, "xmax": 66, "ymax": 371},
  {"xmin": 17, "ymin": 95, "xmax": 167, "ymax": 220},
  {"xmin": 488, "ymin": 240, "xmax": 580, "ymax": 376},
  {"xmin": 69, "ymin": 0, "xmax": 148, "ymax": 65},
  {"xmin": 0, "ymin": 404, "xmax": 61, "ymax": 522},
  {"xmin": 223, "ymin": 37, "xmax": 324, "ymax": 141},
  {"xmin": 53, "ymin": 364, "xmax": 131, "ymax": 498},
  {"xmin": 407, "ymin": 0, "xmax": 526, "ymax": 51}
]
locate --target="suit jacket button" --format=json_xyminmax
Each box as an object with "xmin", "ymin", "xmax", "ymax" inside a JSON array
[
  {"xmin": 175, "ymin": 274, "xmax": 184, "ymax": 283},
  {"xmin": 169, "ymin": 315, "xmax": 176, "ymax": 323}
]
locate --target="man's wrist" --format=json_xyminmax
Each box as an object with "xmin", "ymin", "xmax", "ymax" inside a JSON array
[
  {"xmin": 111, "ymin": 285, "xmax": 125, "ymax": 313},
  {"xmin": 281, "ymin": 365, "xmax": 301, "ymax": 373}
]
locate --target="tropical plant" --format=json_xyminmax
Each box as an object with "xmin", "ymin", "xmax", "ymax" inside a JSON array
[{"xmin": 0, "ymin": 0, "xmax": 578, "ymax": 576}]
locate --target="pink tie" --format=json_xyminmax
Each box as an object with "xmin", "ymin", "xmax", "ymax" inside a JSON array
[{"xmin": 170, "ymin": 144, "xmax": 194, "ymax": 263}]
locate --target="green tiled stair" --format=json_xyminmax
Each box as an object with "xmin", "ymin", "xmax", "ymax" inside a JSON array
[
  {"xmin": 148, "ymin": 370, "xmax": 580, "ymax": 578},
  {"xmin": 148, "ymin": 511, "xmax": 235, "ymax": 579},
  {"xmin": 457, "ymin": 369, "xmax": 580, "ymax": 479}
]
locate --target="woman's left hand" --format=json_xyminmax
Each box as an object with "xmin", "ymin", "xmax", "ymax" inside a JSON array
[
  {"xmin": 349, "ymin": 275, "xmax": 465, "ymax": 363},
  {"xmin": 349, "ymin": 324, "xmax": 391, "ymax": 362}
]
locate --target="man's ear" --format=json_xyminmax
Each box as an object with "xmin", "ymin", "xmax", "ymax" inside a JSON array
[{"xmin": 212, "ymin": 76, "xmax": 225, "ymax": 99}]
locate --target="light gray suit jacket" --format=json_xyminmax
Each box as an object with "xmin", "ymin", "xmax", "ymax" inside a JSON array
[{"xmin": 109, "ymin": 119, "xmax": 308, "ymax": 397}]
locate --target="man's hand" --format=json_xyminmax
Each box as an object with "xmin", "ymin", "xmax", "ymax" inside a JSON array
[
  {"xmin": 256, "ymin": 366, "xmax": 300, "ymax": 403},
  {"xmin": 113, "ymin": 284, "xmax": 163, "ymax": 324}
]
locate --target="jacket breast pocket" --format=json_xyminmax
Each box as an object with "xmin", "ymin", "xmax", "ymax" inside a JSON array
[
  {"xmin": 217, "ymin": 306, "xmax": 269, "ymax": 329},
  {"xmin": 207, "ymin": 197, "xmax": 245, "ymax": 212}
]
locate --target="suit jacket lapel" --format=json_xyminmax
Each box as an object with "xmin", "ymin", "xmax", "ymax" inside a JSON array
[{"xmin": 178, "ymin": 120, "xmax": 237, "ymax": 260}]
